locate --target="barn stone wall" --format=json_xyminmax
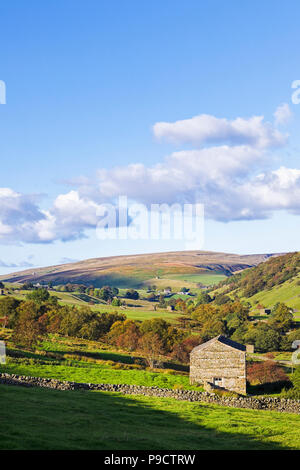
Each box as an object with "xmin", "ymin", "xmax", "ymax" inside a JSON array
[{"xmin": 190, "ymin": 341, "xmax": 246, "ymax": 395}]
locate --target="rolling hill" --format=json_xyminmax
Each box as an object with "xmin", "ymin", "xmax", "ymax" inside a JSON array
[
  {"xmin": 0, "ymin": 250, "xmax": 283, "ymax": 288},
  {"xmin": 212, "ymin": 251, "xmax": 300, "ymax": 314}
]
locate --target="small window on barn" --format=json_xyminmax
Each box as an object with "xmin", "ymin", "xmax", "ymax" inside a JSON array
[{"xmin": 213, "ymin": 377, "xmax": 223, "ymax": 387}]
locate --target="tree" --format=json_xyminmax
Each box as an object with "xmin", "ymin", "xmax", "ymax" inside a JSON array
[
  {"xmin": 158, "ymin": 294, "xmax": 166, "ymax": 308},
  {"xmin": 125, "ymin": 289, "xmax": 139, "ymax": 300},
  {"xmin": 12, "ymin": 301, "xmax": 44, "ymax": 349},
  {"xmin": 138, "ymin": 332, "xmax": 164, "ymax": 368},
  {"xmin": 268, "ymin": 303, "xmax": 293, "ymax": 333},
  {"xmin": 0, "ymin": 296, "xmax": 20, "ymax": 327},
  {"xmin": 99, "ymin": 286, "xmax": 115, "ymax": 302},
  {"xmin": 195, "ymin": 292, "xmax": 212, "ymax": 305},
  {"xmin": 244, "ymin": 324, "xmax": 281, "ymax": 352},
  {"xmin": 247, "ymin": 361, "xmax": 289, "ymax": 385},
  {"xmin": 230, "ymin": 324, "xmax": 249, "ymax": 343},
  {"xmin": 140, "ymin": 318, "xmax": 169, "ymax": 350},
  {"xmin": 108, "ymin": 319, "xmax": 141, "ymax": 351},
  {"xmin": 59, "ymin": 307, "xmax": 125, "ymax": 339},
  {"xmin": 214, "ymin": 294, "xmax": 231, "ymax": 305},
  {"xmin": 26, "ymin": 288, "xmax": 50, "ymax": 304},
  {"xmin": 171, "ymin": 335, "xmax": 202, "ymax": 363},
  {"xmin": 191, "ymin": 303, "xmax": 219, "ymax": 326},
  {"xmin": 200, "ymin": 317, "xmax": 226, "ymax": 342}
]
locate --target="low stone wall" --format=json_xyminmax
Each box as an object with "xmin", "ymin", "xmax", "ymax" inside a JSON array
[{"xmin": 0, "ymin": 372, "xmax": 299, "ymax": 414}]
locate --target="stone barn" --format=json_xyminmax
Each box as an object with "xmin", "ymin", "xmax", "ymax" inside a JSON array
[{"xmin": 190, "ymin": 335, "xmax": 246, "ymax": 395}]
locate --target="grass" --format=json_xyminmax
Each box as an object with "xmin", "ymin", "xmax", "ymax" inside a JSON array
[
  {"xmin": 223, "ymin": 274, "xmax": 300, "ymax": 313},
  {"xmin": 166, "ymin": 273, "xmax": 227, "ymax": 286},
  {"xmin": 0, "ymin": 362, "xmax": 195, "ymax": 390},
  {"xmin": 0, "ymin": 384, "xmax": 299, "ymax": 450},
  {"xmin": 1, "ymin": 334, "xmax": 194, "ymax": 390}
]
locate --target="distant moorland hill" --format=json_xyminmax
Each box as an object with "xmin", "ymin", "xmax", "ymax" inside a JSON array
[{"xmin": 0, "ymin": 250, "xmax": 283, "ymax": 288}]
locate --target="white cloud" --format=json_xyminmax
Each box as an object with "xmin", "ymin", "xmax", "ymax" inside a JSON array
[
  {"xmin": 0, "ymin": 105, "xmax": 299, "ymax": 244},
  {"xmin": 153, "ymin": 113, "xmax": 287, "ymax": 148},
  {"xmin": 274, "ymin": 103, "xmax": 293, "ymax": 126},
  {"xmin": 0, "ymin": 188, "xmax": 105, "ymax": 244},
  {"xmin": 96, "ymin": 145, "xmax": 265, "ymax": 206}
]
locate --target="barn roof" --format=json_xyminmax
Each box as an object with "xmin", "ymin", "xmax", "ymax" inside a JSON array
[{"xmin": 191, "ymin": 335, "xmax": 246, "ymax": 354}]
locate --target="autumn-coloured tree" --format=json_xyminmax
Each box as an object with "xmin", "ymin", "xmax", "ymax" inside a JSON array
[
  {"xmin": 247, "ymin": 360, "xmax": 289, "ymax": 385},
  {"xmin": 138, "ymin": 332, "xmax": 164, "ymax": 368},
  {"xmin": 108, "ymin": 319, "xmax": 141, "ymax": 351},
  {"xmin": 171, "ymin": 335, "xmax": 203, "ymax": 363},
  {"xmin": 12, "ymin": 301, "xmax": 45, "ymax": 349}
]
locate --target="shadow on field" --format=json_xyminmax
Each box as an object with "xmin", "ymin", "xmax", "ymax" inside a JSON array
[{"xmin": 0, "ymin": 383, "xmax": 295, "ymax": 451}]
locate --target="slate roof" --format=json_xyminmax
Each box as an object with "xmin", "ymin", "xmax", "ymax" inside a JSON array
[{"xmin": 191, "ymin": 335, "xmax": 246, "ymax": 354}]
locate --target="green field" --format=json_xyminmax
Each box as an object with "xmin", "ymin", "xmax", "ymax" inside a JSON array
[
  {"xmin": 166, "ymin": 273, "xmax": 227, "ymax": 286},
  {"xmin": 0, "ymin": 362, "xmax": 194, "ymax": 390},
  {"xmin": 213, "ymin": 272, "xmax": 300, "ymax": 316},
  {"xmin": 0, "ymin": 384, "xmax": 299, "ymax": 450},
  {"xmin": 1, "ymin": 333, "xmax": 194, "ymax": 390},
  {"xmin": 247, "ymin": 275, "xmax": 300, "ymax": 312}
]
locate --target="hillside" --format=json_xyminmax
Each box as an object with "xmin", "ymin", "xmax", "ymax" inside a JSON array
[
  {"xmin": 0, "ymin": 250, "xmax": 282, "ymax": 288},
  {"xmin": 212, "ymin": 252, "xmax": 300, "ymax": 313}
]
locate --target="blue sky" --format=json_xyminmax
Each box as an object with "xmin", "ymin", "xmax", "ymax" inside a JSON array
[{"xmin": 0, "ymin": 0, "xmax": 300, "ymax": 274}]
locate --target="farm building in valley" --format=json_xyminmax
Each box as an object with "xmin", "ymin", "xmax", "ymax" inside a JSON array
[
  {"xmin": 259, "ymin": 308, "xmax": 271, "ymax": 315},
  {"xmin": 190, "ymin": 335, "xmax": 247, "ymax": 395}
]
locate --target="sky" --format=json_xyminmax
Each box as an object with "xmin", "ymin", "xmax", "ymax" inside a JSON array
[{"xmin": 0, "ymin": 0, "xmax": 300, "ymax": 274}]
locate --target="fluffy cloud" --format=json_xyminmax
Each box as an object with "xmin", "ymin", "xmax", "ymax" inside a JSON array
[
  {"xmin": 0, "ymin": 188, "xmax": 47, "ymax": 243},
  {"xmin": 97, "ymin": 145, "xmax": 264, "ymax": 205},
  {"xmin": 0, "ymin": 106, "xmax": 299, "ymax": 244},
  {"xmin": 0, "ymin": 188, "xmax": 105, "ymax": 244},
  {"xmin": 153, "ymin": 113, "xmax": 287, "ymax": 148},
  {"xmin": 274, "ymin": 103, "xmax": 293, "ymax": 126}
]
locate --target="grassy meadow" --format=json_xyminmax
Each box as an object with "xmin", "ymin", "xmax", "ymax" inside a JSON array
[
  {"xmin": 1, "ymin": 332, "xmax": 196, "ymax": 390},
  {"xmin": 0, "ymin": 384, "xmax": 299, "ymax": 450}
]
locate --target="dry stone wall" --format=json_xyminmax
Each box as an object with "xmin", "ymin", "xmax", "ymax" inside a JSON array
[{"xmin": 0, "ymin": 373, "xmax": 299, "ymax": 414}]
